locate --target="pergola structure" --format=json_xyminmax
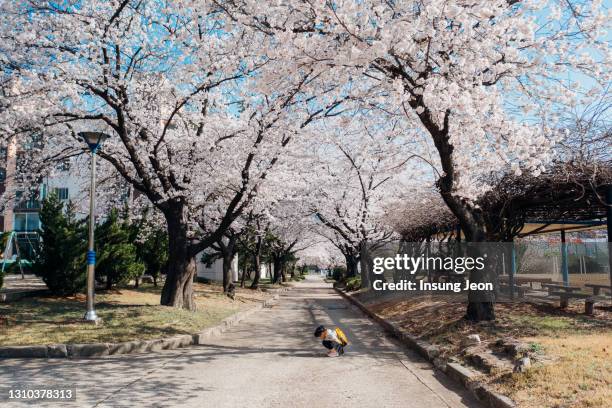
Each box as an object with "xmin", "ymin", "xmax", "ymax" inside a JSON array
[{"xmin": 398, "ymin": 162, "xmax": 612, "ymax": 295}]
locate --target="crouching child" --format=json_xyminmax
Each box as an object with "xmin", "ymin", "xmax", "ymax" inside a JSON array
[{"xmin": 314, "ymin": 325, "xmax": 349, "ymax": 357}]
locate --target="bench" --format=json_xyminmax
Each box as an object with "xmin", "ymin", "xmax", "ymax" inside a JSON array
[
  {"xmin": 541, "ymin": 283, "xmax": 582, "ymax": 296},
  {"xmin": 498, "ymin": 284, "xmax": 527, "ymax": 298},
  {"xmin": 499, "ymin": 276, "xmax": 553, "ymax": 289},
  {"xmin": 549, "ymin": 291, "xmax": 607, "ymax": 314},
  {"xmin": 584, "ymin": 284, "xmax": 612, "ymax": 296}
]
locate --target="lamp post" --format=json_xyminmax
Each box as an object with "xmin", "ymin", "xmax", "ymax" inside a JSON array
[{"xmin": 78, "ymin": 132, "xmax": 110, "ymax": 322}]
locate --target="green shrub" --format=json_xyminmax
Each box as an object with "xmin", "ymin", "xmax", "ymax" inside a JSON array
[
  {"xmin": 96, "ymin": 210, "xmax": 145, "ymax": 290},
  {"xmin": 129, "ymin": 209, "xmax": 168, "ymax": 286},
  {"xmin": 332, "ymin": 266, "xmax": 345, "ymax": 282},
  {"xmin": 33, "ymin": 195, "xmax": 87, "ymax": 296},
  {"xmin": 135, "ymin": 223, "xmax": 168, "ymax": 287},
  {"xmin": 345, "ymin": 276, "xmax": 362, "ymax": 292}
]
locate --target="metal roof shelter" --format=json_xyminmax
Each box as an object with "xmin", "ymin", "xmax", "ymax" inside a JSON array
[{"xmin": 398, "ymin": 163, "xmax": 612, "ymax": 295}]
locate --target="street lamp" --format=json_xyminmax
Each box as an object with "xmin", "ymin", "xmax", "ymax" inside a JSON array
[{"xmin": 78, "ymin": 132, "xmax": 110, "ymax": 323}]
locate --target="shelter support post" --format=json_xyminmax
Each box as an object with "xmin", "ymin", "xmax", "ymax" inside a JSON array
[
  {"xmin": 561, "ymin": 230, "xmax": 569, "ymax": 287},
  {"xmin": 606, "ymin": 185, "xmax": 612, "ymax": 297}
]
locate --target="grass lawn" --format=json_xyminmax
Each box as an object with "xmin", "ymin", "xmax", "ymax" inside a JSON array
[
  {"xmin": 355, "ymin": 291, "xmax": 612, "ymax": 408},
  {"xmin": 0, "ymin": 282, "xmax": 273, "ymax": 346}
]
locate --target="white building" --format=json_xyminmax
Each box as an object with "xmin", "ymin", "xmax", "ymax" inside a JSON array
[
  {"xmin": 195, "ymin": 254, "xmax": 274, "ymax": 283},
  {"xmin": 196, "ymin": 254, "xmax": 239, "ymax": 282}
]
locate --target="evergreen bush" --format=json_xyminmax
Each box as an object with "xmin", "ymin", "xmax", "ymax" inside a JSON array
[
  {"xmin": 132, "ymin": 216, "xmax": 168, "ymax": 287},
  {"xmin": 33, "ymin": 194, "xmax": 87, "ymax": 295},
  {"xmin": 96, "ymin": 210, "xmax": 145, "ymax": 289}
]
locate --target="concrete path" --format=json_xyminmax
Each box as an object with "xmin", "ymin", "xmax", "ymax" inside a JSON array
[
  {"xmin": 1, "ymin": 274, "xmax": 48, "ymax": 302},
  {"xmin": 0, "ymin": 276, "xmax": 481, "ymax": 408}
]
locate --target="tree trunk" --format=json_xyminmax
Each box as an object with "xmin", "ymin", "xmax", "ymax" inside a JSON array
[
  {"xmin": 250, "ymin": 236, "xmax": 262, "ymax": 289},
  {"xmin": 414, "ymin": 106, "xmax": 495, "ymax": 322},
  {"xmin": 250, "ymin": 254, "xmax": 261, "ymax": 288},
  {"xmin": 345, "ymin": 252, "xmax": 358, "ymax": 278},
  {"xmin": 222, "ymin": 253, "xmax": 232, "ymax": 293},
  {"xmin": 240, "ymin": 267, "xmax": 249, "ymax": 288},
  {"xmin": 160, "ymin": 203, "xmax": 197, "ymax": 311},
  {"xmin": 272, "ymin": 254, "xmax": 283, "ymax": 284},
  {"xmin": 465, "ymin": 300, "xmax": 495, "ymax": 321},
  {"xmin": 442, "ymin": 194, "xmax": 495, "ymax": 322},
  {"xmin": 219, "ymin": 235, "xmax": 237, "ymax": 293},
  {"xmin": 280, "ymin": 256, "xmax": 287, "ymax": 283},
  {"xmin": 359, "ymin": 242, "xmax": 372, "ymax": 289}
]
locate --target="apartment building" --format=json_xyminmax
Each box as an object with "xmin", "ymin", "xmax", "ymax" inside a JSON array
[{"xmin": 0, "ymin": 135, "xmax": 89, "ymax": 259}]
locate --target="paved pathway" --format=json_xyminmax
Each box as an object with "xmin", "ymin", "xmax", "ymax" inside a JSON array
[
  {"xmin": 0, "ymin": 274, "xmax": 48, "ymax": 302},
  {"xmin": 0, "ymin": 276, "xmax": 481, "ymax": 408},
  {"xmin": 1, "ymin": 274, "xmax": 47, "ymax": 293}
]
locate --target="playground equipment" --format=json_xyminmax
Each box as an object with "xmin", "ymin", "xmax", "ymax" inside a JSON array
[{"xmin": 0, "ymin": 231, "xmax": 36, "ymax": 278}]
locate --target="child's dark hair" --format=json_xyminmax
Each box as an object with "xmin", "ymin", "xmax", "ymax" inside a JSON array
[{"xmin": 314, "ymin": 325, "xmax": 325, "ymax": 337}]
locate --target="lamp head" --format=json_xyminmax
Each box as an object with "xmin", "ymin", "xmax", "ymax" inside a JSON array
[{"xmin": 78, "ymin": 132, "xmax": 110, "ymax": 153}]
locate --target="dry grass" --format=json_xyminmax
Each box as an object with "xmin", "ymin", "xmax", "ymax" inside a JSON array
[
  {"xmin": 0, "ymin": 282, "xmax": 272, "ymax": 346},
  {"xmin": 357, "ymin": 292, "xmax": 612, "ymax": 407},
  {"xmin": 492, "ymin": 334, "xmax": 612, "ymax": 408}
]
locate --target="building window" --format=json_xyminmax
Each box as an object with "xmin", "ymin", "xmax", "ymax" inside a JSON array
[
  {"xmin": 14, "ymin": 213, "xmax": 25, "ymax": 231},
  {"xmin": 14, "ymin": 213, "xmax": 40, "ymax": 232},
  {"xmin": 53, "ymin": 187, "xmax": 69, "ymax": 200},
  {"xmin": 14, "ymin": 190, "xmax": 40, "ymax": 210},
  {"xmin": 57, "ymin": 159, "xmax": 70, "ymax": 172}
]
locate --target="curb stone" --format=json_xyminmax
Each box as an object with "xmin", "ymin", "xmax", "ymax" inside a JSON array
[
  {"xmin": 0, "ymin": 286, "xmax": 291, "ymax": 360},
  {"xmin": 47, "ymin": 344, "xmax": 68, "ymax": 358},
  {"xmin": 68, "ymin": 343, "xmax": 110, "ymax": 358},
  {"xmin": 0, "ymin": 345, "xmax": 48, "ymax": 358},
  {"xmin": 335, "ymin": 288, "xmax": 516, "ymax": 408}
]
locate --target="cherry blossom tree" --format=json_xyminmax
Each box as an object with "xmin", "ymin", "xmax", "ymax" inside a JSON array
[
  {"xmin": 1, "ymin": 0, "xmax": 344, "ymax": 310},
  {"xmin": 214, "ymin": 0, "xmax": 610, "ymax": 320},
  {"xmin": 306, "ymin": 112, "xmax": 424, "ymax": 287},
  {"xmin": 236, "ymin": 211, "xmax": 270, "ymax": 289},
  {"xmin": 266, "ymin": 202, "xmax": 321, "ymax": 283},
  {"xmin": 3, "ymin": 1, "xmax": 608, "ymax": 321}
]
